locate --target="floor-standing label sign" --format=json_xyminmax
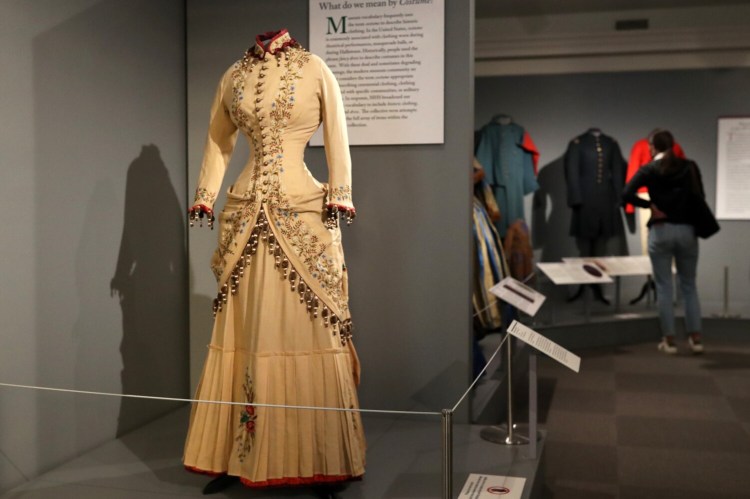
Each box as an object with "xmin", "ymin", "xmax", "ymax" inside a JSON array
[
  {"xmin": 508, "ymin": 320, "xmax": 581, "ymax": 373},
  {"xmin": 309, "ymin": 0, "xmax": 445, "ymax": 145},
  {"xmin": 459, "ymin": 474, "xmax": 526, "ymax": 499},
  {"xmin": 490, "ymin": 277, "xmax": 546, "ymax": 316}
]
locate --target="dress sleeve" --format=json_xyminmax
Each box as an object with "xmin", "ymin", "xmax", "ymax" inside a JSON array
[
  {"xmin": 520, "ymin": 131, "xmax": 540, "ymax": 175},
  {"xmin": 192, "ymin": 69, "xmax": 239, "ymax": 211},
  {"xmin": 319, "ymin": 59, "xmax": 354, "ymax": 213}
]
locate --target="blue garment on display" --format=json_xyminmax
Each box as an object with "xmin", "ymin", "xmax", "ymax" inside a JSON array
[{"xmin": 476, "ymin": 118, "xmax": 539, "ymax": 237}]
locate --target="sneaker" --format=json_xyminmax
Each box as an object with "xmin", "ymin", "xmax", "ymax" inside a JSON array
[
  {"xmin": 688, "ymin": 334, "xmax": 704, "ymax": 354},
  {"xmin": 658, "ymin": 336, "xmax": 678, "ymax": 355}
]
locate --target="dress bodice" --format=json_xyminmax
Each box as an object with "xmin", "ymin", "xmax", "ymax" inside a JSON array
[
  {"xmin": 191, "ymin": 30, "xmax": 355, "ymax": 321},
  {"xmin": 193, "ymin": 30, "xmax": 354, "ymax": 214}
]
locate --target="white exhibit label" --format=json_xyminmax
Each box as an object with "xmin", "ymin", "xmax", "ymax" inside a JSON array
[
  {"xmin": 490, "ymin": 277, "xmax": 546, "ymax": 317},
  {"xmin": 459, "ymin": 474, "xmax": 526, "ymax": 499},
  {"xmin": 537, "ymin": 262, "xmax": 613, "ymax": 285},
  {"xmin": 716, "ymin": 116, "xmax": 750, "ymax": 220},
  {"xmin": 508, "ymin": 320, "xmax": 581, "ymax": 373},
  {"xmin": 562, "ymin": 256, "xmax": 652, "ymax": 276},
  {"xmin": 309, "ymin": 0, "xmax": 445, "ymax": 145}
]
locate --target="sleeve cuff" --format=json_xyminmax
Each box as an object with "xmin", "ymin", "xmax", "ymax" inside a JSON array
[
  {"xmin": 326, "ymin": 185, "xmax": 354, "ymax": 211},
  {"xmin": 193, "ymin": 187, "xmax": 218, "ymax": 210}
]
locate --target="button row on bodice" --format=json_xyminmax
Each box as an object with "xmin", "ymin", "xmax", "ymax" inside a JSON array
[
  {"xmin": 234, "ymin": 48, "xmax": 301, "ymax": 205},
  {"xmin": 595, "ymin": 136, "xmax": 603, "ymax": 185},
  {"xmin": 253, "ymin": 58, "xmax": 273, "ymax": 198}
]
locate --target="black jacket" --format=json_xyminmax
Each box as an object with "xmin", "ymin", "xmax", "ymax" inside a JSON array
[
  {"xmin": 622, "ymin": 157, "xmax": 705, "ymax": 227},
  {"xmin": 564, "ymin": 131, "xmax": 626, "ymax": 238}
]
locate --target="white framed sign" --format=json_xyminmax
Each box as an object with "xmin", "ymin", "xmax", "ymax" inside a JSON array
[
  {"xmin": 716, "ymin": 116, "xmax": 750, "ymax": 220},
  {"xmin": 309, "ymin": 0, "xmax": 445, "ymax": 145}
]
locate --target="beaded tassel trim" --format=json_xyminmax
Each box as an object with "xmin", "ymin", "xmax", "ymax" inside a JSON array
[{"xmin": 211, "ymin": 208, "xmax": 353, "ymax": 346}]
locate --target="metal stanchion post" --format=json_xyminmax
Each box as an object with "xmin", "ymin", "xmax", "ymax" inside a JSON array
[
  {"xmin": 615, "ymin": 276, "xmax": 621, "ymax": 314},
  {"xmin": 480, "ymin": 334, "xmax": 527, "ymax": 445},
  {"xmin": 505, "ymin": 333, "xmax": 519, "ymax": 444},
  {"xmin": 441, "ymin": 409, "xmax": 453, "ymax": 499},
  {"xmin": 528, "ymin": 352, "xmax": 538, "ymax": 460},
  {"xmin": 712, "ymin": 265, "xmax": 740, "ymax": 318},
  {"xmin": 724, "ymin": 266, "xmax": 729, "ymax": 316},
  {"xmin": 584, "ymin": 286, "xmax": 591, "ymax": 322}
]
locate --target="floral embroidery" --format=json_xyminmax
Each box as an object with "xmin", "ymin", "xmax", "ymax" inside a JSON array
[
  {"xmin": 329, "ymin": 185, "xmax": 352, "ymax": 203},
  {"xmin": 194, "ymin": 187, "xmax": 217, "ymax": 206},
  {"xmin": 212, "ymin": 209, "xmax": 248, "ymax": 278},
  {"xmin": 236, "ymin": 370, "xmax": 257, "ymax": 462}
]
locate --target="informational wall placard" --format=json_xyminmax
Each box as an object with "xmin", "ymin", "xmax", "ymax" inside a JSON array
[
  {"xmin": 508, "ymin": 320, "xmax": 581, "ymax": 373},
  {"xmin": 716, "ymin": 116, "xmax": 750, "ymax": 220},
  {"xmin": 459, "ymin": 474, "xmax": 526, "ymax": 499},
  {"xmin": 490, "ymin": 277, "xmax": 546, "ymax": 317},
  {"xmin": 537, "ymin": 262, "xmax": 614, "ymax": 285},
  {"xmin": 309, "ymin": 0, "xmax": 444, "ymax": 145}
]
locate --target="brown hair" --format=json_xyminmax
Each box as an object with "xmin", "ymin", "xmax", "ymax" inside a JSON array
[{"xmin": 650, "ymin": 130, "xmax": 678, "ymax": 174}]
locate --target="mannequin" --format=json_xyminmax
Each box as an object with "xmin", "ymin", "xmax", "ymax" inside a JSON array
[
  {"xmin": 184, "ymin": 30, "xmax": 365, "ymax": 497},
  {"xmin": 564, "ymin": 128, "xmax": 626, "ymax": 303}
]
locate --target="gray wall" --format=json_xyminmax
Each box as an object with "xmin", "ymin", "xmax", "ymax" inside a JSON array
[
  {"xmin": 0, "ymin": 1, "xmax": 187, "ymax": 492},
  {"xmin": 187, "ymin": 0, "xmax": 474, "ymax": 415},
  {"xmin": 475, "ymin": 68, "xmax": 750, "ymax": 314}
]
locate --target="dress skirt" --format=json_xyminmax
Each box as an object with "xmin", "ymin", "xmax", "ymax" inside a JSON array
[{"xmin": 183, "ymin": 211, "xmax": 366, "ymax": 487}]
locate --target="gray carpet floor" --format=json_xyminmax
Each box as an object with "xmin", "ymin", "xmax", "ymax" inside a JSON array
[{"xmin": 536, "ymin": 338, "xmax": 750, "ymax": 499}]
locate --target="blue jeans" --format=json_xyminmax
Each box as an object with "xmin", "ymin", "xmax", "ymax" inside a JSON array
[{"xmin": 648, "ymin": 223, "xmax": 702, "ymax": 336}]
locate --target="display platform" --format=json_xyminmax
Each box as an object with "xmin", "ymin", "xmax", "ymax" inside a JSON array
[{"xmin": 0, "ymin": 405, "xmax": 546, "ymax": 499}]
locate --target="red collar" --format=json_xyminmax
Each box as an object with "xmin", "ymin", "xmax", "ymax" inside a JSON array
[{"xmin": 251, "ymin": 29, "xmax": 296, "ymax": 58}]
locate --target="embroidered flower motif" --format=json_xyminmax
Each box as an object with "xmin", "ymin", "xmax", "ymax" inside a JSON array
[
  {"xmin": 236, "ymin": 370, "xmax": 257, "ymax": 462},
  {"xmin": 194, "ymin": 187, "xmax": 217, "ymax": 205},
  {"xmin": 329, "ymin": 185, "xmax": 352, "ymax": 203}
]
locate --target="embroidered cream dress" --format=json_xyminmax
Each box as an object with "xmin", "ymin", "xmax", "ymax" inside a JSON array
[{"xmin": 183, "ymin": 30, "xmax": 365, "ymax": 488}]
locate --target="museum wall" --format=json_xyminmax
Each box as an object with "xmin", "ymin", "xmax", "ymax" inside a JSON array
[
  {"xmin": 0, "ymin": 0, "xmax": 187, "ymax": 492},
  {"xmin": 187, "ymin": 0, "xmax": 475, "ymax": 414},
  {"xmin": 475, "ymin": 68, "xmax": 750, "ymax": 314}
]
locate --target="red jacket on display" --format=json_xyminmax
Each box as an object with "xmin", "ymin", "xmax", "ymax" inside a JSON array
[{"xmin": 625, "ymin": 138, "xmax": 686, "ymax": 213}]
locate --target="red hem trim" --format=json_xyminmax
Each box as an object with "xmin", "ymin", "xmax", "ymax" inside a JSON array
[
  {"xmin": 184, "ymin": 465, "xmax": 222, "ymax": 477},
  {"xmin": 185, "ymin": 465, "xmax": 362, "ymax": 489},
  {"xmin": 241, "ymin": 473, "xmax": 362, "ymax": 489}
]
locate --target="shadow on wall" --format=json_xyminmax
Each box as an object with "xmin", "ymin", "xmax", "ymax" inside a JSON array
[
  {"xmin": 28, "ymin": 0, "xmax": 187, "ymax": 483},
  {"xmin": 110, "ymin": 145, "xmax": 188, "ymax": 437},
  {"xmin": 531, "ymin": 156, "xmax": 575, "ymax": 263},
  {"xmin": 531, "ymin": 157, "xmax": 629, "ymax": 263}
]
